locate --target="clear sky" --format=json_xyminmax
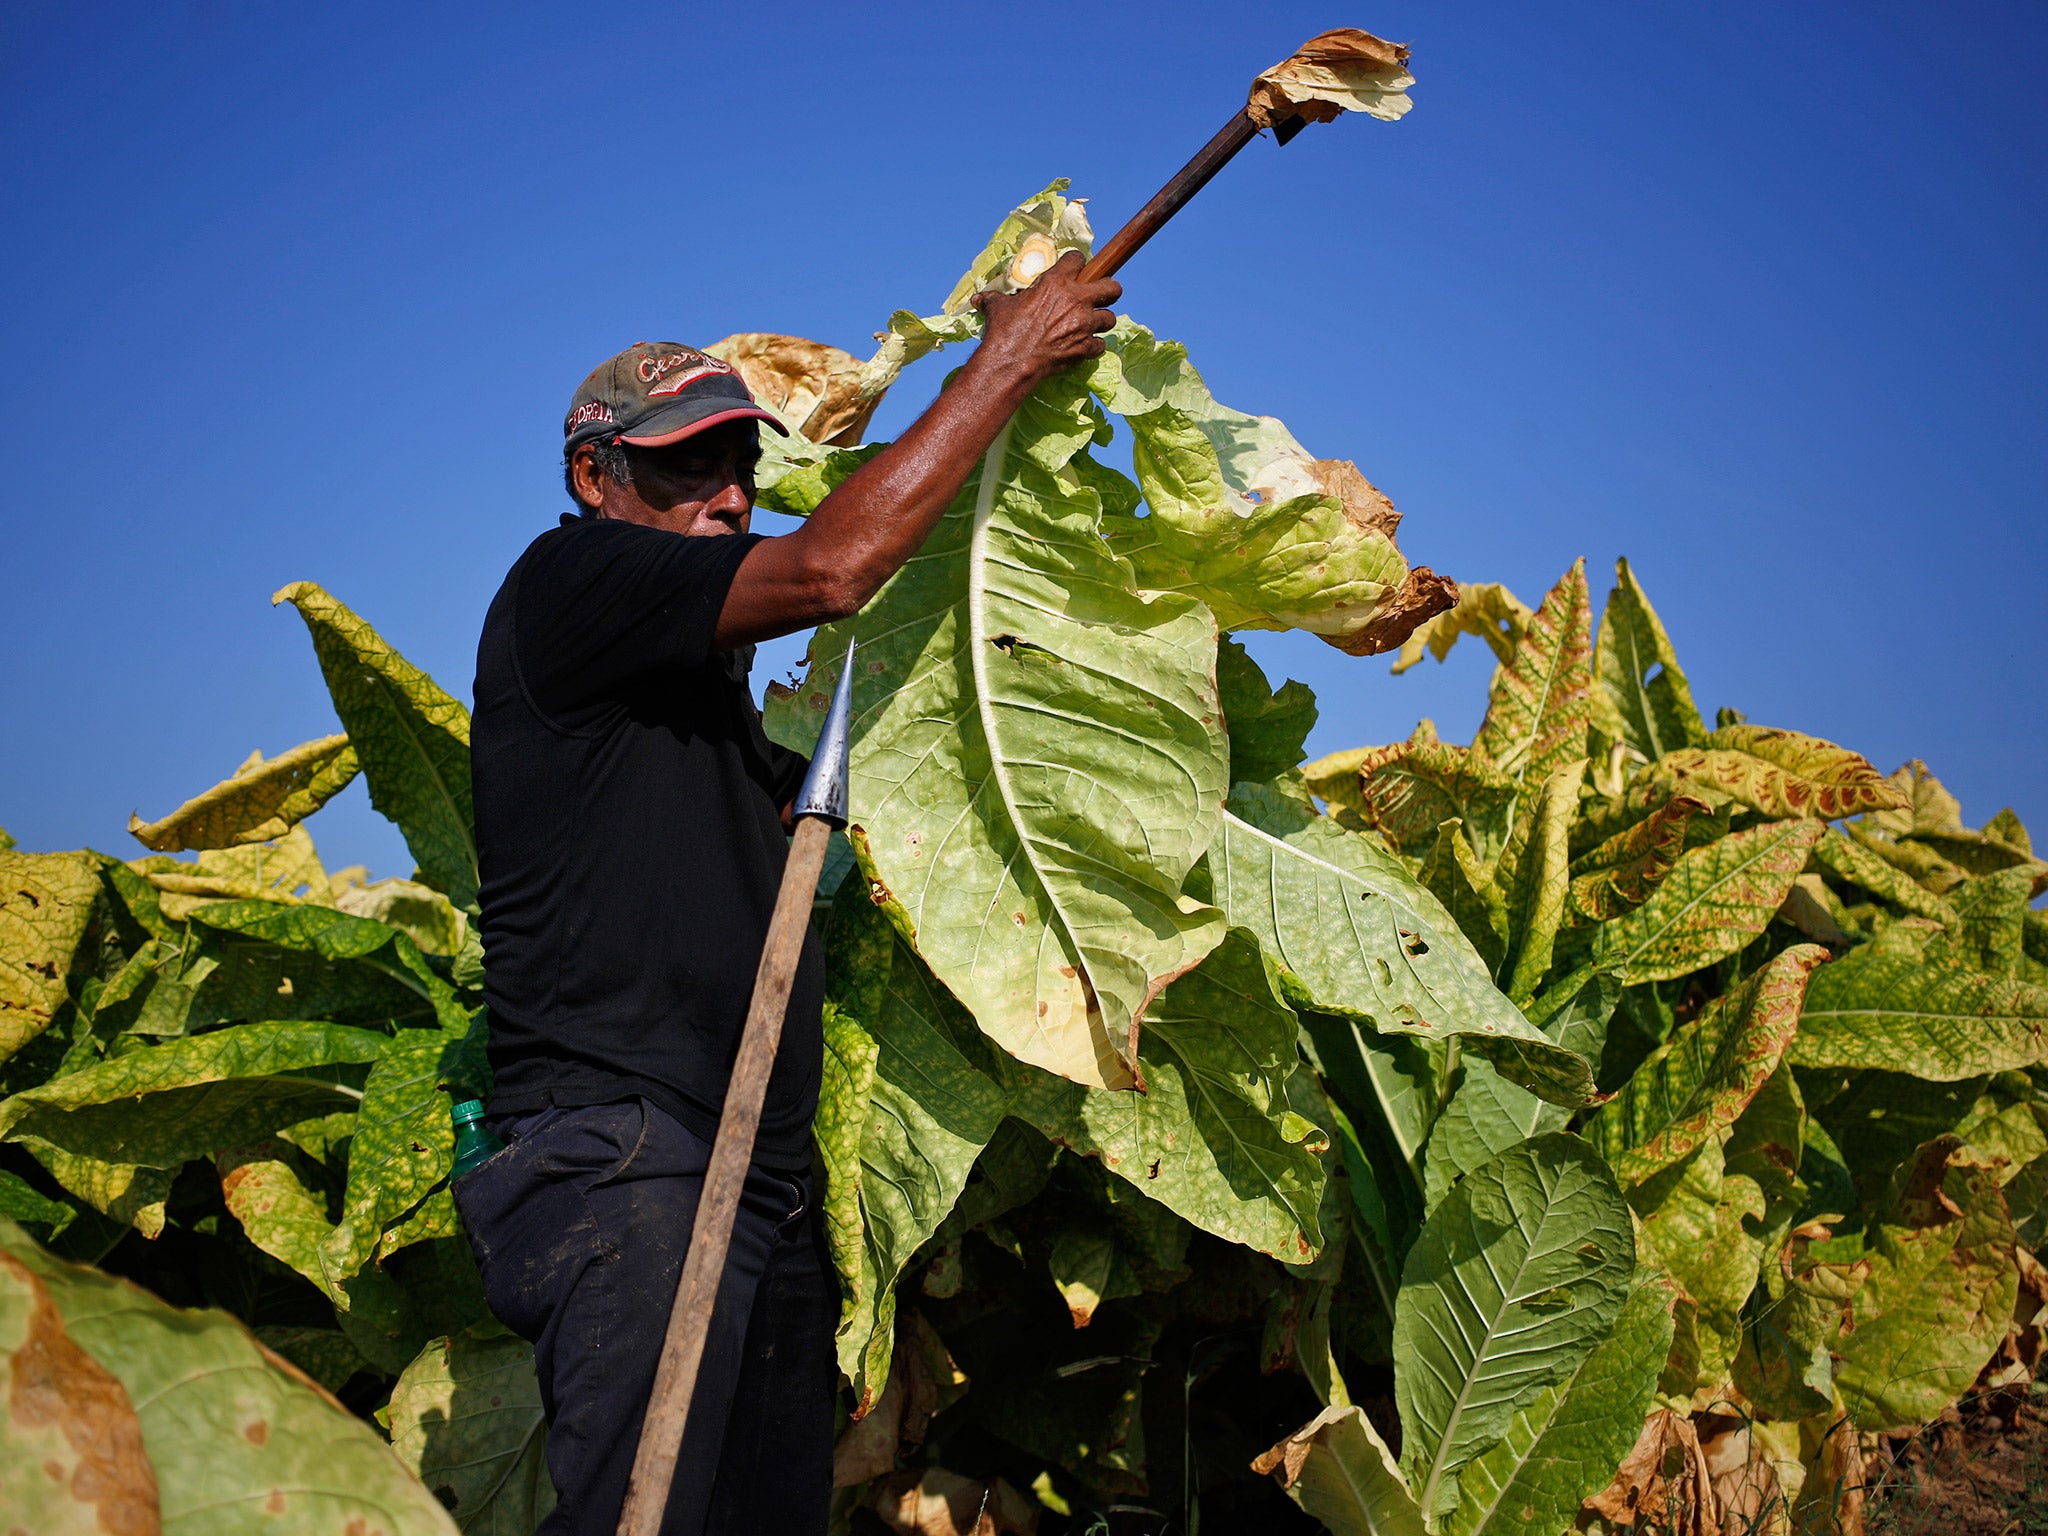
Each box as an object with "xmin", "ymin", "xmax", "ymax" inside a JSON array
[{"xmin": 3, "ymin": 1, "xmax": 2042, "ymax": 877}]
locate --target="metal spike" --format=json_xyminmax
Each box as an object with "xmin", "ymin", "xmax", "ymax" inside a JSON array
[{"xmin": 791, "ymin": 637, "xmax": 856, "ymax": 828}]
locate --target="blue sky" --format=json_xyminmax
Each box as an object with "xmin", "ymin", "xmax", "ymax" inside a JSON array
[{"xmin": 3, "ymin": 1, "xmax": 2042, "ymax": 876}]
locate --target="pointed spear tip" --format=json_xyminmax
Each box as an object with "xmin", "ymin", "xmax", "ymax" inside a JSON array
[{"xmin": 791, "ymin": 638, "xmax": 856, "ymax": 827}]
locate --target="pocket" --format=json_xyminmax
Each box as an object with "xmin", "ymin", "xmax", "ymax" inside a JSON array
[{"xmin": 531, "ymin": 1100, "xmax": 646, "ymax": 1183}]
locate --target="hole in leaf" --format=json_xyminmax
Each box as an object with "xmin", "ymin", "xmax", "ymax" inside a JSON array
[
  {"xmin": 1398, "ymin": 929, "xmax": 1429, "ymax": 957},
  {"xmin": 1523, "ymin": 1286, "xmax": 1574, "ymax": 1313}
]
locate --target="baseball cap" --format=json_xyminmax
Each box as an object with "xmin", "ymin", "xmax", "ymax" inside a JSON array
[{"xmin": 563, "ymin": 342, "xmax": 788, "ymax": 457}]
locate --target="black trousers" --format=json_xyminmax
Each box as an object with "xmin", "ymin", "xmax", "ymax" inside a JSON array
[{"xmin": 453, "ymin": 1097, "xmax": 835, "ymax": 1536}]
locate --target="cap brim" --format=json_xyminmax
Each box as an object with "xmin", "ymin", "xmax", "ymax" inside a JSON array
[{"xmin": 618, "ymin": 403, "xmax": 788, "ymax": 448}]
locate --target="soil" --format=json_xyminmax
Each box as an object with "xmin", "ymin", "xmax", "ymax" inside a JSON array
[{"xmin": 1867, "ymin": 1383, "xmax": 2048, "ymax": 1536}]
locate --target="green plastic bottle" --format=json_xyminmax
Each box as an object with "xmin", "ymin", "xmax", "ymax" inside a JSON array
[{"xmin": 451, "ymin": 1098, "xmax": 506, "ymax": 1178}]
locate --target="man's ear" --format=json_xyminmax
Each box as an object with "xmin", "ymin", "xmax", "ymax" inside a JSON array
[{"xmin": 568, "ymin": 443, "xmax": 607, "ymax": 512}]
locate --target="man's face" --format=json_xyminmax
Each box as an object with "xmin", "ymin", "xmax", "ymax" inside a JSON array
[{"xmin": 571, "ymin": 421, "xmax": 761, "ymax": 536}]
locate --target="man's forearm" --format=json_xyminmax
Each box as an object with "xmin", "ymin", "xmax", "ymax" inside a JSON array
[
  {"xmin": 711, "ymin": 347, "xmax": 1038, "ymax": 649},
  {"xmin": 711, "ymin": 252, "xmax": 1120, "ymax": 651}
]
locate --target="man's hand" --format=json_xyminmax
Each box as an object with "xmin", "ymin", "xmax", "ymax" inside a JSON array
[
  {"xmin": 971, "ymin": 250, "xmax": 1123, "ymax": 384},
  {"xmin": 710, "ymin": 255, "xmax": 1123, "ymax": 650}
]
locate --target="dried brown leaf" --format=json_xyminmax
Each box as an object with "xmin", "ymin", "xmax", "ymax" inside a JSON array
[{"xmin": 1246, "ymin": 28, "xmax": 1414, "ymax": 129}]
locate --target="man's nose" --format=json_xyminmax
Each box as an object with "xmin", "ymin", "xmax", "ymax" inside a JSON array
[{"xmin": 707, "ymin": 478, "xmax": 751, "ymax": 517}]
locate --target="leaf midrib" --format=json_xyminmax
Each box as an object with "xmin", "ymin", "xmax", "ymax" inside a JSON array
[
  {"xmin": 963, "ymin": 424, "xmax": 1099, "ymax": 1053},
  {"xmin": 1610, "ymin": 821, "xmax": 1810, "ymax": 970},
  {"xmin": 1414, "ymin": 1165, "xmax": 1572, "ymax": 1517}
]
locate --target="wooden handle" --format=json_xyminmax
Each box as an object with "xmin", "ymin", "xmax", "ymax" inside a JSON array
[
  {"xmin": 1080, "ymin": 109, "xmax": 1263, "ymax": 283},
  {"xmin": 615, "ymin": 814, "xmax": 834, "ymax": 1536}
]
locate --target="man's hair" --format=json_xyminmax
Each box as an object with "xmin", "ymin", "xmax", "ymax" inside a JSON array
[{"xmin": 565, "ymin": 438, "xmax": 632, "ymax": 513}]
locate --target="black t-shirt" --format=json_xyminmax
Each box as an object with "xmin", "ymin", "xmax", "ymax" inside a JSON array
[{"xmin": 471, "ymin": 515, "xmax": 823, "ymax": 1169}]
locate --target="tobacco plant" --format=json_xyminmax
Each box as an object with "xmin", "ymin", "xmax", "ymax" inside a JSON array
[{"xmin": 0, "ymin": 186, "xmax": 2042, "ymax": 1536}]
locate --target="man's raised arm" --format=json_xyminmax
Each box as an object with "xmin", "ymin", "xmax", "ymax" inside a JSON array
[{"xmin": 711, "ymin": 252, "xmax": 1121, "ymax": 650}]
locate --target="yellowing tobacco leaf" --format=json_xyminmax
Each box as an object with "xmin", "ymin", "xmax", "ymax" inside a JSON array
[
  {"xmin": 1472, "ymin": 559, "xmax": 1592, "ymax": 800},
  {"xmin": 274, "ymin": 581, "xmax": 477, "ymax": 914},
  {"xmin": 127, "ymin": 735, "xmax": 358, "ymax": 853},
  {"xmin": 1654, "ymin": 725, "xmax": 1907, "ymax": 821},
  {"xmin": 1790, "ymin": 938, "xmax": 2048, "ymax": 1079},
  {"xmin": 2, "ymin": 1216, "xmax": 462, "ymax": 1536},
  {"xmin": 1833, "ymin": 1136, "xmax": 2020, "ymax": 1432},
  {"xmin": 770, "ymin": 371, "xmax": 1228, "ymax": 1091},
  {"xmin": 1589, "ymin": 557, "xmax": 1705, "ymax": 761},
  {"xmin": 1567, "ymin": 793, "xmax": 1710, "ymax": 925},
  {"xmin": 1590, "ymin": 818, "xmax": 1824, "ymax": 984},
  {"xmin": 1351, "ymin": 722, "xmax": 1517, "ymax": 861},
  {"xmin": 1088, "ymin": 320, "xmax": 1456, "ymax": 658},
  {"xmin": 0, "ymin": 850, "xmax": 101, "ymax": 1065},
  {"xmin": 1587, "ymin": 946, "xmax": 1827, "ymax": 1185}
]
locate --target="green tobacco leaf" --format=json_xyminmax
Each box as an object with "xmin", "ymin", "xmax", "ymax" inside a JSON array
[
  {"xmin": 1930, "ymin": 865, "xmax": 2033, "ymax": 977},
  {"xmin": 0, "ymin": 1167, "xmax": 77, "ymax": 1240},
  {"xmin": 1628, "ymin": 1139, "xmax": 1763, "ymax": 1407},
  {"xmin": 142, "ymin": 825, "xmax": 332, "ymax": 921},
  {"xmin": 1588, "ymin": 556, "xmax": 1705, "ymax": 761},
  {"xmin": 816, "ymin": 1000, "xmax": 879, "ymax": 1329},
  {"xmin": 1418, "ymin": 819, "xmax": 1507, "ymax": 976},
  {"xmin": 128, "ymin": 735, "xmax": 360, "ymax": 852},
  {"xmin": 2, "ymin": 1216, "xmax": 462, "ymax": 1536},
  {"xmin": 1419, "ymin": 970, "xmax": 1621, "ymax": 1215},
  {"xmin": 1209, "ymin": 784, "xmax": 1594, "ymax": 1107},
  {"xmin": 1353, "ymin": 723, "xmax": 1517, "ymax": 862},
  {"xmin": 767, "ymin": 371, "xmax": 1227, "ymax": 1091},
  {"xmin": 1655, "ymin": 725, "xmax": 1907, "ymax": 821},
  {"xmin": 332, "ymin": 877, "xmax": 467, "ymax": 958},
  {"xmin": 1048, "ymin": 1220, "xmax": 1141, "ymax": 1327},
  {"xmin": 1833, "ymin": 1136, "xmax": 2020, "ymax": 1431},
  {"xmin": 1499, "ymin": 760, "xmax": 1584, "ymax": 1006},
  {"xmin": 192, "ymin": 900, "xmax": 466, "ymax": 1031},
  {"xmin": 1420, "ymin": 1060, "xmax": 1551, "ymax": 1217},
  {"xmin": 1723, "ymin": 1060, "xmax": 1808, "ymax": 1262},
  {"xmin": 1586, "ymin": 946, "xmax": 1828, "ymax": 1185},
  {"xmin": 1567, "ymin": 793, "xmax": 1710, "ymax": 925},
  {"xmin": 388, "ymin": 1331, "xmax": 556, "ymax": 1535},
  {"xmin": 1591, "ymin": 818, "xmax": 1825, "ymax": 983},
  {"xmin": 1812, "ymin": 825, "xmax": 1960, "ymax": 924},
  {"xmin": 274, "ymin": 581, "xmax": 478, "ymax": 913},
  {"xmin": 254, "ymin": 1326, "xmax": 372, "ymax": 1393},
  {"xmin": 1393, "ymin": 1133, "xmax": 1634, "ymax": 1524},
  {"xmin": 1389, "ymin": 581, "xmax": 1531, "ymax": 675},
  {"xmin": 1217, "ymin": 635, "xmax": 1318, "ymax": 785},
  {"xmin": 1255, "ymin": 1403, "xmax": 1426, "ymax": 1536},
  {"xmin": 321, "ymin": 1019, "xmax": 478, "ymax": 1295},
  {"xmin": 18, "ymin": 1142, "xmax": 171, "ymax": 1238},
  {"xmin": 1010, "ymin": 927, "xmax": 1328, "ymax": 1262},
  {"xmin": 1444, "ymin": 1270, "xmax": 1677, "ymax": 1536},
  {"xmin": 1846, "ymin": 818, "xmax": 1969, "ymax": 895},
  {"xmin": 1305, "ymin": 1012, "xmax": 1434, "ymax": 1271},
  {"xmin": 1472, "ymin": 559, "xmax": 1591, "ymax": 797},
  {"xmin": 1790, "ymin": 940, "xmax": 2048, "ymax": 1078},
  {"xmin": 0, "ymin": 1022, "xmax": 372, "ymax": 1172},
  {"xmin": 838, "ymin": 900, "xmax": 1009, "ymax": 1409},
  {"xmin": 0, "ymin": 850, "xmax": 101, "ymax": 1065},
  {"xmin": 1085, "ymin": 319, "xmax": 1451, "ymax": 658}
]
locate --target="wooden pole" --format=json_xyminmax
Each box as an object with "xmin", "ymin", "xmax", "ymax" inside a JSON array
[
  {"xmin": 1080, "ymin": 109, "xmax": 1263, "ymax": 283},
  {"xmin": 614, "ymin": 812, "xmax": 833, "ymax": 1536}
]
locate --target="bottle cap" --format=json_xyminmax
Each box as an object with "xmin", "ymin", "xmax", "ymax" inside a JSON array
[{"xmin": 452, "ymin": 1098, "xmax": 487, "ymax": 1124}]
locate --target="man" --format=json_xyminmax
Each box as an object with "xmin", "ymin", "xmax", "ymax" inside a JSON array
[{"xmin": 455, "ymin": 251, "xmax": 1120, "ymax": 1536}]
